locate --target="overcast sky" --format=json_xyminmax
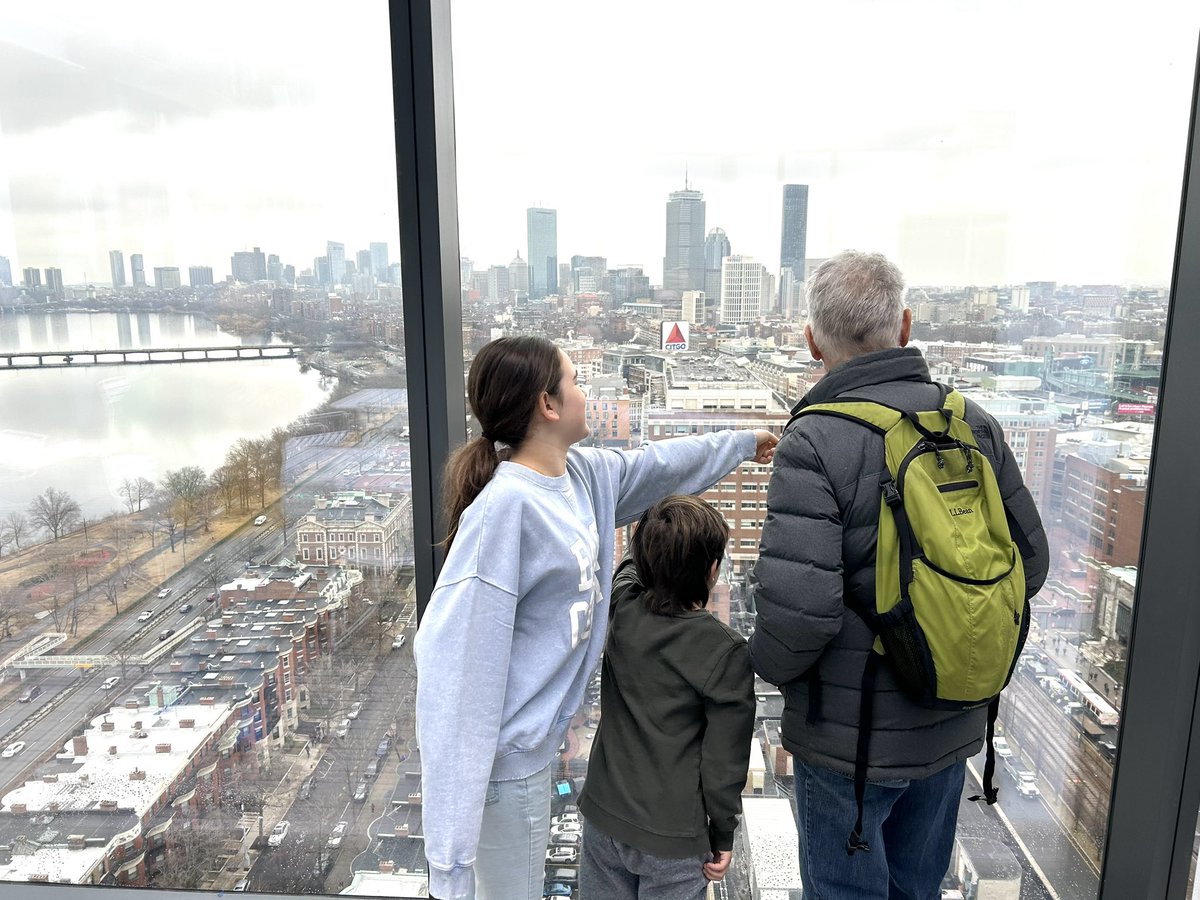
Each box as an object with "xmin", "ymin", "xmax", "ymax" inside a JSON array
[{"xmin": 1, "ymin": 1, "xmax": 1198, "ymax": 288}]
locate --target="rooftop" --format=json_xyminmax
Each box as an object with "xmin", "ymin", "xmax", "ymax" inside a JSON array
[{"xmin": 741, "ymin": 797, "xmax": 803, "ymax": 894}]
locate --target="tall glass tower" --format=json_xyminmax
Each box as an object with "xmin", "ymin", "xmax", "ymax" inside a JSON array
[
  {"xmin": 526, "ymin": 207, "xmax": 558, "ymax": 298},
  {"xmin": 780, "ymin": 184, "xmax": 809, "ymax": 279}
]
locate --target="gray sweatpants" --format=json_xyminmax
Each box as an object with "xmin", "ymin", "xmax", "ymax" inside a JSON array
[{"xmin": 580, "ymin": 825, "xmax": 710, "ymax": 900}]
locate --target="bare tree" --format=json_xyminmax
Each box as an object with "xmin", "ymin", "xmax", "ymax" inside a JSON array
[
  {"xmin": 5, "ymin": 511, "xmax": 28, "ymax": 550},
  {"xmin": 153, "ymin": 818, "xmax": 232, "ymax": 890},
  {"xmin": 101, "ymin": 577, "xmax": 121, "ymax": 615},
  {"xmin": 118, "ymin": 476, "xmax": 156, "ymax": 514},
  {"xmin": 195, "ymin": 478, "xmax": 219, "ymax": 533},
  {"xmin": 152, "ymin": 491, "xmax": 180, "ymax": 552},
  {"xmin": 28, "ymin": 487, "xmax": 82, "ymax": 541},
  {"xmin": 0, "ymin": 528, "xmax": 10, "ymax": 558},
  {"xmin": 164, "ymin": 465, "xmax": 208, "ymax": 548},
  {"xmin": 0, "ymin": 588, "xmax": 22, "ymax": 638},
  {"xmin": 211, "ymin": 465, "xmax": 239, "ymax": 512}
]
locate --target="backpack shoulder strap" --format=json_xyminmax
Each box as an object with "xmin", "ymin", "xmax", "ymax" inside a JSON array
[{"xmin": 789, "ymin": 400, "xmax": 904, "ymax": 435}]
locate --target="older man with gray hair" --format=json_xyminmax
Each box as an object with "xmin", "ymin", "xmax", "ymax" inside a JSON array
[{"xmin": 751, "ymin": 251, "xmax": 1048, "ymax": 898}]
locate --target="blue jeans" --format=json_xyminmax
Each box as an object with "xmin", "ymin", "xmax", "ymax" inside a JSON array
[
  {"xmin": 793, "ymin": 759, "xmax": 964, "ymax": 900},
  {"xmin": 474, "ymin": 762, "xmax": 552, "ymax": 900}
]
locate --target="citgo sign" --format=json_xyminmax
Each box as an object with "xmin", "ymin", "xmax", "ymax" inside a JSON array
[{"xmin": 661, "ymin": 320, "xmax": 690, "ymax": 351}]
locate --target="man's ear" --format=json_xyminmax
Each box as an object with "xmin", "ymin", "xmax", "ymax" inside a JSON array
[
  {"xmin": 804, "ymin": 323, "xmax": 823, "ymax": 362},
  {"xmin": 899, "ymin": 308, "xmax": 913, "ymax": 347}
]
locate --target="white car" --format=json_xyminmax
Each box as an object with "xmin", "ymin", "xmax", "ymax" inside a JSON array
[
  {"xmin": 334, "ymin": 719, "xmax": 350, "ymax": 738},
  {"xmin": 992, "ymin": 737, "xmax": 1013, "ymax": 759},
  {"xmin": 137, "ymin": 610, "xmax": 154, "ymax": 622},
  {"xmin": 553, "ymin": 813, "xmax": 581, "ymax": 825},
  {"xmin": 545, "ymin": 847, "xmax": 579, "ymax": 864},
  {"xmin": 1016, "ymin": 772, "xmax": 1041, "ymax": 798},
  {"xmin": 327, "ymin": 820, "xmax": 349, "ymax": 848},
  {"xmin": 347, "ymin": 701, "xmax": 363, "ymax": 720},
  {"xmin": 156, "ymin": 588, "xmax": 172, "ymax": 599},
  {"xmin": 391, "ymin": 635, "xmax": 407, "ymax": 650},
  {"xmin": 2, "ymin": 741, "xmax": 26, "ymax": 758},
  {"xmin": 550, "ymin": 823, "xmax": 582, "ymax": 836},
  {"xmin": 268, "ymin": 820, "xmax": 290, "ymax": 847},
  {"xmin": 101, "ymin": 676, "xmax": 121, "ymax": 691},
  {"xmin": 254, "ymin": 515, "xmax": 267, "ymax": 526},
  {"xmin": 202, "ymin": 554, "xmax": 216, "ymax": 564}
]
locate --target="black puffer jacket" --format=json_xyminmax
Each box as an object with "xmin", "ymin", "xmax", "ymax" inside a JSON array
[{"xmin": 749, "ymin": 347, "xmax": 1049, "ymax": 780}]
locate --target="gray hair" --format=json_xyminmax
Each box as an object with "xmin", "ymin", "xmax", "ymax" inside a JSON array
[{"xmin": 806, "ymin": 251, "xmax": 906, "ymax": 362}]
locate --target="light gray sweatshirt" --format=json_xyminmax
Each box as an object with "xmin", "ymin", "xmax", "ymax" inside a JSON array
[{"xmin": 415, "ymin": 430, "xmax": 757, "ymax": 899}]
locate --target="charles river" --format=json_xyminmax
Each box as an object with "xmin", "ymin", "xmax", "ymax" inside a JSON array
[{"xmin": 0, "ymin": 311, "xmax": 331, "ymax": 520}]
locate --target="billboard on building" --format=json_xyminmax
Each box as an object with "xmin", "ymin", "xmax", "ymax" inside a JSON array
[
  {"xmin": 661, "ymin": 320, "xmax": 690, "ymax": 351},
  {"xmin": 1116, "ymin": 402, "xmax": 1156, "ymax": 416}
]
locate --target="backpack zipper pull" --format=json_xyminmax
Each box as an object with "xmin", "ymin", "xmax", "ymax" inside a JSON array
[
  {"xmin": 935, "ymin": 449, "xmax": 945, "ymax": 469},
  {"xmin": 960, "ymin": 443, "xmax": 974, "ymax": 473}
]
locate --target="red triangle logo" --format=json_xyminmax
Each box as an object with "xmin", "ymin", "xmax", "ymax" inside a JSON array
[{"xmin": 665, "ymin": 323, "xmax": 686, "ymax": 345}]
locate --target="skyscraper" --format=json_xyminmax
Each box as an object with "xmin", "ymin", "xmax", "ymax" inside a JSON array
[
  {"xmin": 189, "ymin": 266, "xmax": 215, "ymax": 287},
  {"xmin": 23, "ymin": 268, "xmax": 41, "ymax": 289},
  {"xmin": 509, "ymin": 252, "xmax": 530, "ymax": 296},
  {"xmin": 720, "ymin": 255, "xmax": 769, "ymax": 325},
  {"xmin": 527, "ymin": 208, "xmax": 558, "ymax": 298},
  {"xmin": 0, "ymin": 256, "xmax": 11, "ymax": 286},
  {"xmin": 267, "ymin": 254, "xmax": 282, "ymax": 282},
  {"xmin": 356, "ymin": 249, "xmax": 373, "ymax": 277},
  {"xmin": 153, "ymin": 267, "xmax": 182, "ymax": 290},
  {"xmin": 780, "ymin": 184, "xmax": 809, "ymax": 281},
  {"xmin": 663, "ymin": 187, "xmax": 706, "ymax": 291},
  {"xmin": 130, "ymin": 253, "xmax": 146, "ymax": 287},
  {"xmin": 370, "ymin": 242, "xmax": 390, "ymax": 280},
  {"xmin": 231, "ymin": 247, "xmax": 267, "ymax": 283},
  {"xmin": 44, "ymin": 267, "xmax": 64, "ymax": 296},
  {"xmin": 109, "ymin": 250, "xmax": 126, "ymax": 288},
  {"xmin": 487, "ymin": 264, "xmax": 510, "ymax": 303},
  {"xmin": 704, "ymin": 227, "xmax": 731, "ymax": 300},
  {"xmin": 327, "ymin": 241, "xmax": 346, "ymax": 285}
]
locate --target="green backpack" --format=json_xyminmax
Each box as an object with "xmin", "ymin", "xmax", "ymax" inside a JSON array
[{"xmin": 793, "ymin": 385, "xmax": 1029, "ymax": 855}]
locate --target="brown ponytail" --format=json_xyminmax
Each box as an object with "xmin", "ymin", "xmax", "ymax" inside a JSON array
[{"xmin": 442, "ymin": 336, "xmax": 563, "ymax": 549}]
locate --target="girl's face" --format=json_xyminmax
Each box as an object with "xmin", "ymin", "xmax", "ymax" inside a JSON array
[{"xmin": 551, "ymin": 351, "xmax": 589, "ymax": 444}]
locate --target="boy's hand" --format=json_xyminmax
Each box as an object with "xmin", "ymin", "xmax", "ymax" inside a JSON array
[
  {"xmin": 751, "ymin": 430, "xmax": 778, "ymax": 464},
  {"xmin": 703, "ymin": 850, "xmax": 733, "ymax": 881}
]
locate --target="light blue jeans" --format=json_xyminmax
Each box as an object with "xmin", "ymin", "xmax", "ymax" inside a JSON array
[{"xmin": 475, "ymin": 762, "xmax": 552, "ymax": 900}]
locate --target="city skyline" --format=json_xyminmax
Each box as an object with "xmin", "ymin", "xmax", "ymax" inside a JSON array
[{"xmin": 2, "ymin": 3, "xmax": 1198, "ymax": 292}]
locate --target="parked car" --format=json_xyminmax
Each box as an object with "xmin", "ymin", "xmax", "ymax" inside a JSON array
[
  {"xmin": 364, "ymin": 758, "xmax": 381, "ymax": 779},
  {"xmin": 17, "ymin": 685, "xmax": 41, "ymax": 703},
  {"xmin": 233, "ymin": 878, "xmax": 250, "ymax": 892},
  {"xmin": 992, "ymin": 737, "xmax": 1013, "ymax": 759},
  {"xmin": 334, "ymin": 719, "xmax": 350, "ymax": 738},
  {"xmin": 551, "ymin": 832, "xmax": 581, "ymax": 846},
  {"xmin": 327, "ymin": 820, "xmax": 349, "ymax": 848},
  {"xmin": 137, "ymin": 610, "xmax": 154, "ymax": 622},
  {"xmin": 552, "ymin": 813, "xmax": 581, "ymax": 825},
  {"xmin": 1, "ymin": 741, "xmax": 26, "ymax": 758},
  {"xmin": 543, "ymin": 883, "xmax": 573, "ymax": 898},
  {"xmin": 550, "ymin": 822, "xmax": 582, "ymax": 834},
  {"xmin": 376, "ymin": 735, "xmax": 392, "ymax": 758},
  {"xmin": 158, "ymin": 628, "xmax": 176, "ymax": 641},
  {"xmin": 254, "ymin": 515, "xmax": 267, "ymax": 526},
  {"xmin": 546, "ymin": 868, "xmax": 579, "ymax": 886},
  {"xmin": 545, "ymin": 847, "xmax": 579, "ymax": 865},
  {"xmin": 178, "ymin": 603, "xmax": 193, "ymax": 614},
  {"xmin": 268, "ymin": 820, "xmax": 290, "ymax": 847},
  {"xmin": 101, "ymin": 676, "xmax": 121, "ymax": 691},
  {"xmin": 298, "ymin": 778, "xmax": 313, "ymax": 801},
  {"xmin": 352, "ymin": 780, "xmax": 369, "ymax": 802},
  {"xmin": 347, "ymin": 701, "xmax": 363, "ymax": 720}
]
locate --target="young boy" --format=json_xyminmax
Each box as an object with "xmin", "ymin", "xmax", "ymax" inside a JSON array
[{"xmin": 579, "ymin": 495, "xmax": 756, "ymax": 900}]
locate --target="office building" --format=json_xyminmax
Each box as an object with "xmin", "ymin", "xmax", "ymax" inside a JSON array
[
  {"xmin": 130, "ymin": 253, "xmax": 146, "ymax": 287},
  {"xmin": 780, "ymin": 183, "xmax": 809, "ymax": 282},
  {"xmin": 720, "ymin": 255, "xmax": 769, "ymax": 325},
  {"xmin": 0, "ymin": 256, "xmax": 10, "ymax": 286},
  {"xmin": 664, "ymin": 187, "xmax": 706, "ymax": 291},
  {"xmin": 267, "ymin": 254, "xmax": 282, "ymax": 282},
  {"xmin": 370, "ymin": 242, "xmax": 390, "ymax": 280},
  {"xmin": 22, "ymin": 267, "xmax": 41, "ymax": 289},
  {"xmin": 108, "ymin": 250, "xmax": 125, "ymax": 288},
  {"xmin": 153, "ymin": 267, "xmax": 181, "ymax": 290},
  {"xmin": 527, "ymin": 207, "xmax": 558, "ymax": 298},
  {"xmin": 189, "ymin": 266, "xmax": 214, "ymax": 287},
  {"xmin": 508, "ymin": 252, "xmax": 529, "ymax": 296},
  {"xmin": 487, "ymin": 265, "xmax": 510, "ymax": 303},
  {"xmin": 43, "ymin": 267, "xmax": 64, "ymax": 296},
  {"xmin": 327, "ymin": 241, "xmax": 346, "ymax": 285},
  {"xmin": 231, "ymin": 247, "xmax": 267, "ymax": 283},
  {"xmin": 681, "ymin": 290, "xmax": 706, "ymax": 325}
]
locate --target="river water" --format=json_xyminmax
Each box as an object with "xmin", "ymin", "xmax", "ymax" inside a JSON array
[{"xmin": 0, "ymin": 311, "xmax": 331, "ymax": 520}]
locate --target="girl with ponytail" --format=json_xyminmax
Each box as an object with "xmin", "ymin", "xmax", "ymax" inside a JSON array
[{"xmin": 416, "ymin": 336, "xmax": 777, "ymax": 900}]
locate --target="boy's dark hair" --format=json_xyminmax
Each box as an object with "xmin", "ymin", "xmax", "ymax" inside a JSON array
[{"xmin": 631, "ymin": 495, "xmax": 729, "ymax": 616}]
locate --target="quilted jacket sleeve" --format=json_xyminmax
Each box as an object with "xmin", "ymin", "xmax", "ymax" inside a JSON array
[{"xmin": 749, "ymin": 426, "xmax": 845, "ymax": 686}]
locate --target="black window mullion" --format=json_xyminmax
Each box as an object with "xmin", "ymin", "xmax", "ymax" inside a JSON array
[{"xmin": 1100, "ymin": 33, "xmax": 1200, "ymax": 900}]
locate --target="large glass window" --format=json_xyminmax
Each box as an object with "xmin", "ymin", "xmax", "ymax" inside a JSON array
[
  {"xmin": 450, "ymin": 2, "xmax": 1197, "ymax": 898},
  {"xmin": 0, "ymin": 4, "xmax": 417, "ymax": 895}
]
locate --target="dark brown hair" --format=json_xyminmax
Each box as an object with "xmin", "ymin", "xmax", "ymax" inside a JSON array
[
  {"xmin": 442, "ymin": 336, "xmax": 563, "ymax": 549},
  {"xmin": 631, "ymin": 495, "xmax": 729, "ymax": 616}
]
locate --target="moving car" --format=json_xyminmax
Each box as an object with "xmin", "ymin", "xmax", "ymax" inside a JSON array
[
  {"xmin": 202, "ymin": 554, "xmax": 216, "ymax": 564},
  {"xmin": 254, "ymin": 515, "xmax": 267, "ymax": 526},
  {"xmin": 2, "ymin": 741, "xmax": 26, "ymax": 758},
  {"xmin": 206, "ymin": 592, "xmax": 218, "ymax": 602},
  {"xmin": 268, "ymin": 820, "xmax": 290, "ymax": 847},
  {"xmin": 157, "ymin": 588, "xmax": 172, "ymax": 599},
  {"xmin": 327, "ymin": 820, "xmax": 349, "ymax": 848},
  {"xmin": 391, "ymin": 634, "xmax": 407, "ymax": 650},
  {"xmin": 298, "ymin": 778, "xmax": 313, "ymax": 801},
  {"xmin": 101, "ymin": 676, "xmax": 121, "ymax": 691},
  {"xmin": 158, "ymin": 628, "xmax": 176, "ymax": 641},
  {"xmin": 178, "ymin": 603, "xmax": 193, "ymax": 614},
  {"xmin": 1016, "ymin": 772, "xmax": 1041, "ymax": 798},
  {"xmin": 992, "ymin": 737, "xmax": 1013, "ymax": 759},
  {"xmin": 137, "ymin": 610, "xmax": 154, "ymax": 622},
  {"xmin": 17, "ymin": 685, "xmax": 41, "ymax": 703}
]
